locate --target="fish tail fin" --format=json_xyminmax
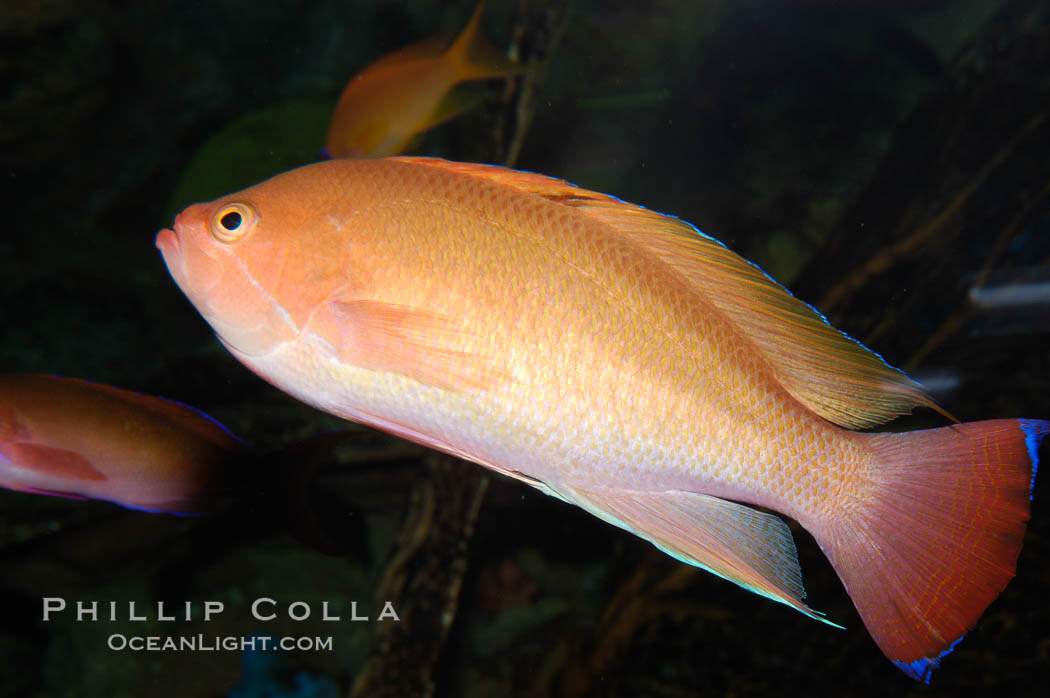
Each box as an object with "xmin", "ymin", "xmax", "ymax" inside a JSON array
[
  {"xmin": 445, "ymin": 0, "xmax": 523, "ymax": 81},
  {"xmin": 819, "ymin": 419, "xmax": 1045, "ymax": 682}
]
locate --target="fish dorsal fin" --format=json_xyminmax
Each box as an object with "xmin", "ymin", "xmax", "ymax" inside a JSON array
[
  {"xmin": 394, "ymin": 157, "xmax": 944, "ymax": 429},
  {"xmin": 566, "ymin": 485, "xmax": 836, "ymax": 624},
  {"xmin": 581, "ymin": 210, "xmax": 948, "ymax": 429}
]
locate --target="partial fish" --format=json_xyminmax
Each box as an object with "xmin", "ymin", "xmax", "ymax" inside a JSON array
[
  {"xmin": 156, "ymin": 156, "xmax": 1047, "ymax": 681},
  {"xmin": 324, "ymin": 0, "xmax": 521, "ymax": 158},
  {"xmin": 0, "ymin": 374, "xmax": 246, "ymax": 513}
]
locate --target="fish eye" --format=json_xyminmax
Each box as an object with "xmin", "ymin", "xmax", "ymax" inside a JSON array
[
  {"xmin": 211, "ymin": 202, "xmax": 257, "ymax": 243},
  {"xmin": 220, "ymin": 211, "xmax": 241, "ymax": 229}
]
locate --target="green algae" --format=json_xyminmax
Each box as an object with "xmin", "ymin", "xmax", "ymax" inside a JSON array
[{"xmin": 164, "ymin": 97, "xmax": 335, "ymax": 223}]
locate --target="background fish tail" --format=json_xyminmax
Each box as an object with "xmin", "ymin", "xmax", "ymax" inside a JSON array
[
  {"xmin": 818, "ymin": 419, "xmax": 1046, "ymax": 682},
  {"xmin": 445, "ymin": 0, "xmax": 522, "ymax": 82}
]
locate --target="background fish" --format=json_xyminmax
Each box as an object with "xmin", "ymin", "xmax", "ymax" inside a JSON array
[
  {"xmin": 156, "ymin": 156, "xmax": 1047, "ymax": 681},
  {"xmin": 323, "ymin": 0, "xmax": 522, "ymax": 159},
  {"xmin": 0, "ymin": 374, "xmax": 247, "ymax": 513}
]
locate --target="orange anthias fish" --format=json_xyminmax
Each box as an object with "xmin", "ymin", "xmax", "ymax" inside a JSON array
[
  {"xmin": 156, "ymin": 156, "xmax": 1047, "ymax": 681},
  {"xmin": 323, "ymin": 0, "xmax": 521, "ymax": 158},
  {"xmin": 0, "ymin": 374, "xmax": 246, "ymax": 513}
]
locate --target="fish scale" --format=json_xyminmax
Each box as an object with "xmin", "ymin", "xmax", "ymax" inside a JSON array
[
  {"xmin": 308, "ymin": 167, "xmax": 818, "ymax": 505},
  {"xmin": 316, "ymin": 165, "xmax": 832, "ymax": 503}
]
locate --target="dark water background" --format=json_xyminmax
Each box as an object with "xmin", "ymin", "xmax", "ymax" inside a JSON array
[{"xmin": 2, "ymin": 0, "xmax": 1049, "ymax": 696}]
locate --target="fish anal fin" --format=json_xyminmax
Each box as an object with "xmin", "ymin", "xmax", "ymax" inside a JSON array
[
  {"xmin": 325, "ymin": 298, "xmax": 504, "ymax": 392},
  {"xmin": 567, "ymin": 485, "xmax": 834, "ymax": 625},
  {"xmin": 1, "ymin": 443, "xmax": 107, "ymax": 482},
  {"xmin": 391, "ymin": 156, "xmax": 944, "ymax": 429}
]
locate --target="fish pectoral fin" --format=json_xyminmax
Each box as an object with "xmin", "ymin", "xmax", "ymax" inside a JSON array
[
  {"xmin": 566, "ymin": 485, "xmax": 837, "ymax": 625},
  {"xmin": 326, "ymin": 298, "xmax": 504, "ymax": 392},
  {"xmin": 1, "ymin": 442, "xmax": 108, "ymax": 482}
]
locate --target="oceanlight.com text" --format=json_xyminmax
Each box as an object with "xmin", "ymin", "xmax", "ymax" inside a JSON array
[{"xmin": 107, "ymin": 634, "xmax": 334, "ymax": 652}]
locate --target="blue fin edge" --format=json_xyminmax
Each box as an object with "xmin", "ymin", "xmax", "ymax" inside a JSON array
[
  {"xmin": 893, "ymin": 635, "xmax": 965, "ymax": 684},
  {"xmin": 1018, "ymin": 418, "xmax": 1049, "ymax": 500},
  {"xmin": 119, "ymin": 501, "xmax": 202, "ymax": 516}
]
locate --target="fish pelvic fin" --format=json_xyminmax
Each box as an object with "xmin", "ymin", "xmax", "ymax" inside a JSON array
[
  {"xmin": 564, "ymin": 485, "xmax": 838, "ymax": 626},
  {"xmin": 444, "ymin": 0, "xmax": 523, "ymax": 82},
  {"xmin": 819, "ymin": 419, "xmax": 1045, "ymax": 682}
]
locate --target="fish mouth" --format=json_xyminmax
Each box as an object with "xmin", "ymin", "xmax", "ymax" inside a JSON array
[
  {"xmin": 156, "ymin": 227, "xmax": 180, "ymax": 259},
  {"xmin": 156, "ymin": 227, "xmax": 190, "ymax": 294},
  {"xmin": 156, "ymin": 225, "xmax": 224, "ymax": 300}
]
